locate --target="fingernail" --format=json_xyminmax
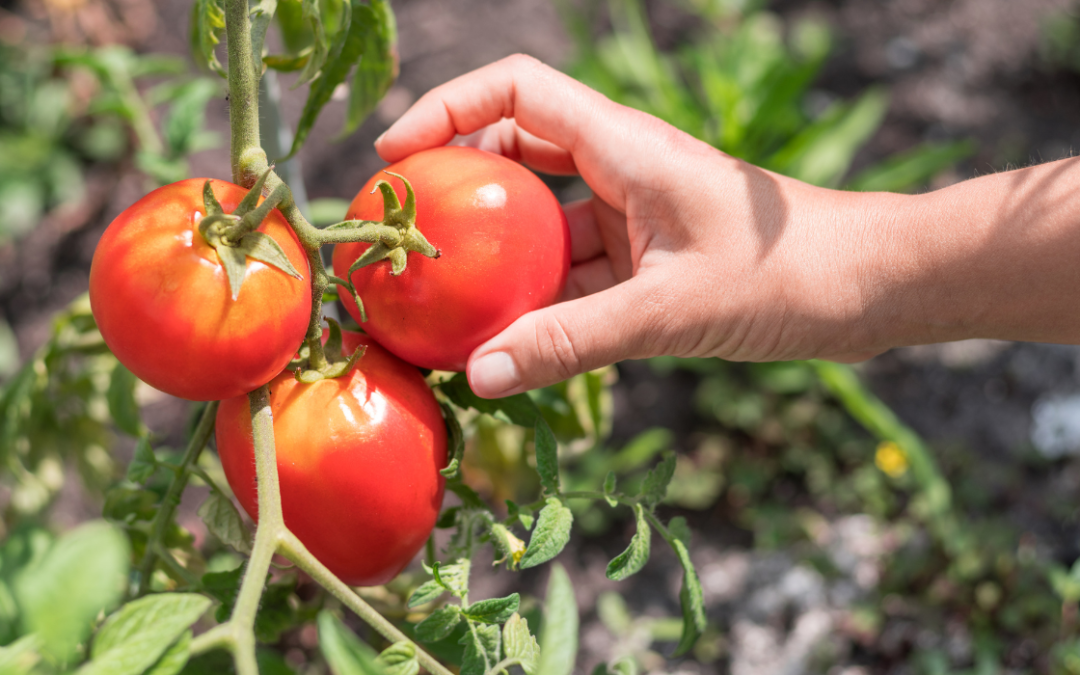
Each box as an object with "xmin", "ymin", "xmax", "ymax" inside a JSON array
[
  {"xmin": 375, "ymin": 130, "xmax": 388, "ymax": 146},
  {"xmin": 469, "ymin": 352, "xmax": 520, "ymax": 397}
]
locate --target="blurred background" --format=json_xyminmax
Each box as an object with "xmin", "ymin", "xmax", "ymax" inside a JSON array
[{"xmin": 5, "ymin": 0, "xmax": 1080, "ymax": 673}]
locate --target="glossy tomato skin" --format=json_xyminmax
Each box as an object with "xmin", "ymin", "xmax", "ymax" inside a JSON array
[
  {"xmin": 332, "ymin": 146, "xmax": 571, "ymax": 371},
  {"xmin": 216, "ymin": 331, "xmax": 447, "ymax": 586},
  {"xmin": 90, "ymin": 178, "xmax": 311, "ymax": 401}
]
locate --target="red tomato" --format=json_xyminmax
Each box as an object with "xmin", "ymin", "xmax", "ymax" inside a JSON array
[
  {"xmin": 332, "ymin": 146, "xmax": 570, "ymax": 371},
  {"xmin": 215, "ymin": 331, "xmax": 447, "ymax": 586},
  {"xmin": 89, "ymin": 178, "xmax": 311, "ymax": 402}
]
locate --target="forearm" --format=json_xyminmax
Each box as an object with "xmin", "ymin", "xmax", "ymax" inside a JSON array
[{"xmin": 866, "ymin": 156, "xmax": 1080, "ymax": 348}]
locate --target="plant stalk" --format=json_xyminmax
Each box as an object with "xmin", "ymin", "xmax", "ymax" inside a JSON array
[
  {"xmin": 134, "ymin": 401, "xmax": 218, "ymax": 597},
  {"xmin": 225, "ymin": 0, "xmax": 261, "ymax": 185}
]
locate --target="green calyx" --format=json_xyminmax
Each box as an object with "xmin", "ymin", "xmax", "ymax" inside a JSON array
[
  {"xmin": 197, "ymin": 173, "xmax": 303, "ymax": 301},
  {"xmin": 291, "ymin": 317, "xmax": 365, "ymax": 383},
  {"xmin": 323, "ymin": 171, "xmax": 439, "ymax": 323}
]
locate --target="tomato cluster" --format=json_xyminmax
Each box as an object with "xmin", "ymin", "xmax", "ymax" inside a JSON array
[{"xmin": 90, "ymin": 148, "xmax": 569, "ymax": 584}]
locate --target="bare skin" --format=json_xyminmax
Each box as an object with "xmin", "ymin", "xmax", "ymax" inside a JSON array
[{"xmin": 375, "ymin": 55, "xmax": 1080, "ymax": 399}]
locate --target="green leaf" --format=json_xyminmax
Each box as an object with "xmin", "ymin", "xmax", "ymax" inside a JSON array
[
  {"xmin": 458, "ymin": 623, "xmax": 500, "ymax": 675},
  {"xmin": 238, "ymin": 231, "xmax": 303, "ymax": 279},
  {"xmin": 103, "ymin": 486, "xmax": 157, "ymax": 523},
  {"xmin": 602, "ymin": 472, "xmax": 617, "ymax": 508},
  {"xmin": 0, "ymin": 634, "xmax": 43, "ymax": 675},
  {"xmin": 506, "ymin": 500, "xmax": 534, "ymax": 531},
  {"xmin": 125, "ymin": 436, "xmax": 157, "ymax": 484},
  {"xmin": 249, "ymin": 0, "xmax": 279, "ymax": 74},
  {"xmin": 107, "ymin": 363, "xmax": 142, "ymax": 437},
  {"xmin": 407, "ymin": 580, "xmax": 444, "ymax": 609},
  {"xmin": 462, "ymin": 594, "xmax": 520, "ymax": 624},
  {"xmin": 197, "ymin": 492, "xmax": 252, "ymax": 554},
  {"xmin": 428, "ymin": 559, "xmax": 470, "ymax": 597},
  {"xmin": 846, "ymin": 140, "xmax": 975, "ymax": 193},
  {"xmin": 263, "ymin": 50, "xmax": 312, "ymax": 72},
  {"xmin": 14, "ymin": 521, "xmax": 129, "ymax": 662},
  {"xmin": 537, "ymin": 564, "xmax": 578, "ymax": 675},
  {"xmin": 667, "ymin": 516, "xmax": 691, "ymax": 548},
  {"xmin": 520, "ymin": 498, "xmax": 573, "ymax": 570},
  {"xmin": 670, "ymin": 537, "xmax": 706, "ymax": 657},
  {"xmin": 317, "ymin": 611, "xmax": 387, "ymax": 675},
  {"xmin": 342, "ymin": 0, "xmax": 397, "ymax": 135},
  {"xmin": 766, "ymin": 87, "xmax": 890, "ymax": 187},
  {"xmin": 502, "ymin": 614, "xmax": 540, "ymax": 675},
  {"xmin": 287, "ymin": 0, "xmax": 365, "ymax": 158},
  {"xmin": 439, "ymin": 373, "xmax": 541, "ymax": 427},
  {"xmin": 375, "ymin": 642, "xmax": 418, "ymax": 675},
  {"xmin": 145, "ymin": 629, "xmax": 191, "ymax": 675},
  {"xmin": 77, "ymin": 593, "xmax": 210, "ymax": 675},
  {"xmin": 414, "ymin": 607, "xmax": 462, "ymax": 643},
  {"xmin": 605, "ymin": 503, "xmax": 650, "ymax": 581},
  {"xmin": 439, "ymin": 403, "xmax": 464, "ymax": 479},
  {"xmin": 295, "ymin": 0, "xmax": 330, "ymax": 86},
  {"xmin": 201, "ymin": 567, "xmax": 243, "ymax": 623},
  {"xmin": 190, "ymin": 0, "xmax": 226, "ymax": 76},
  {"xmin": 639, "ymin": 451, "xmax": 676, "ymax": 508},
  {"xmin": 534, "ymin": 417, "xmax": 560, "ymax": 495},
  {"xmin": 162, "ymin": 78, "xmax": 220, "ymax": 158}
]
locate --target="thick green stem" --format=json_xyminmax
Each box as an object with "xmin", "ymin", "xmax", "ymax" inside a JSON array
[
  {"xmin": 226, "ymin": 0, "xmax": 261, "ymax": 184},
  {"xmin": 134, "ymin": 401, "xmax": 218, "ymax": 597},
  {"xmin": 278, "ymin": 531, "xmax": 456, "ymax": 675}
]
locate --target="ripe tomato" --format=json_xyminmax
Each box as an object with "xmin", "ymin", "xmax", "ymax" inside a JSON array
[
  {"xmin": 215, "ymin": 331, "xmax": 447, "ymax": 586},
  {"xmin": 89, "ymin": 178, "xmax": 311, "ymax": 402},
  {"xmin": 332, "ymin": 146, "xmax": 570, "ymax": 371}
]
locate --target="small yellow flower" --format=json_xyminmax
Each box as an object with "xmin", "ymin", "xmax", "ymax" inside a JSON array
[{"xmin": 875, "ymin": 441, "xmax": 909, "ymax": 478}]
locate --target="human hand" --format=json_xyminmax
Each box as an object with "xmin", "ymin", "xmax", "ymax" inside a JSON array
[{"xmin": 375, "ymin": 55, "xmax": 916, "ymax": 397}]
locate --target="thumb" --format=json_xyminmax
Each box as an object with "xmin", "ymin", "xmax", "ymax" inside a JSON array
[{"xmin": 466, "ymin": 278, "xmax": 661, "ymax": 398}]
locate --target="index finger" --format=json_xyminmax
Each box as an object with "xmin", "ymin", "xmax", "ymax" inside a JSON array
[{"xmin": 374, "ymin": 54, "xmax": 681, "ymax": 212}]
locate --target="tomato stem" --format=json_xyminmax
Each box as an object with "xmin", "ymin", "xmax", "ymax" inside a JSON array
[{"xmin": 132, "ymin": 400, "xmax": 218, "ymax": 597}]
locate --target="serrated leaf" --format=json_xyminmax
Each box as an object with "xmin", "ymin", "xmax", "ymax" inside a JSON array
[
  {"xmin": 534, "ymin": 417, "xmax": 560, "ymax": 495},
  {"xmin": 414, "ymin": 607, "xmax": 461, "ymax": 643},
  {"xmin": 78, "ymin": 594, "xmax": 210, "ymax": 675},
  {"xmin": 502, "ymin": 614, "xmax": 539, "ymax": 675},
  {"xmin": 537, "ymin": 564, "xmax": 577, "ymax": 675},
  {"xmin": 506, "ymin": 500, "xmax": 534, "ymax": 531},
  {"xmin": 670, "ymin": 538, "xmax": 706, "ymax": 657},
  {"xmin": 288, "ymin": 0, "xmax": 365, "ymax": 158},
  {"xmin": 519, "ymin": 499, "xmax": 573, "ymax": 570},
  {"xmin": 602, "ymin": 472, "xmax": 618, "ymax": 508},
  {"xmin": 190, "ymin": 0, "xmax": 226, "ymax": 76},
  {"xmin": 250, "ymin": 0, "xmax": 279, "ymax": 74},
  {"xmin": 439, "ymin": 403, "xmax": 464, "ymax": 479},
  {"xmin": 198, "ymin": 492, "xmax": 252, "ymax": 554},
  {"xmin": 317, "ymin": 611, "xmax": 387, "ymax": 675},
  {"xmin": 376, "ymin": 642, "xmax": 417, "ymax": 675},
  {"xmin": 462, "ymin": 594, "xmax": 520, "ymax": 624},
  {"xmin": 343, "ymin": 0, "xmax": 397, "ymax": 135},
  {"xmin": 295, "ymin": 0, "xmax": 329, "ymax": 86},
  {"xmin": 126, "ymin": 436, "xmax": 157, "ymax": 484},
  {"xmin": 407, "ymin": 580, "xmax": 444, "ymax": 609},
  {"xmin": 103, "ymin": 486, "xmax": 157, "ymax": 523},
  {"xmin": 639, "ymin": 451, "xmax": 676, "ymax": 508},
  {"xmin": 605, "ymin": 503, "xmax": 650, "ymax": 581},
  {"xmin": 238, "ymin": 231, "xmax": 302, "ymax": 279},
  {"xmin": 458, "ymin": 622, "xmax": 499, "ymax": 675},
  {"xmin": 14, "ymin": 521, "xmax": 129, "ymax": 662},
  {"xmin": 201, "ymin": 567, "xmax": 242, "ymax": 623},
  {"xmin": 439, "ymin": 373, "xmax": 540, "ymax": 427},
  {"xmin": 107, "ymin": 363, "xmax": 141, "ymax": 437}
]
